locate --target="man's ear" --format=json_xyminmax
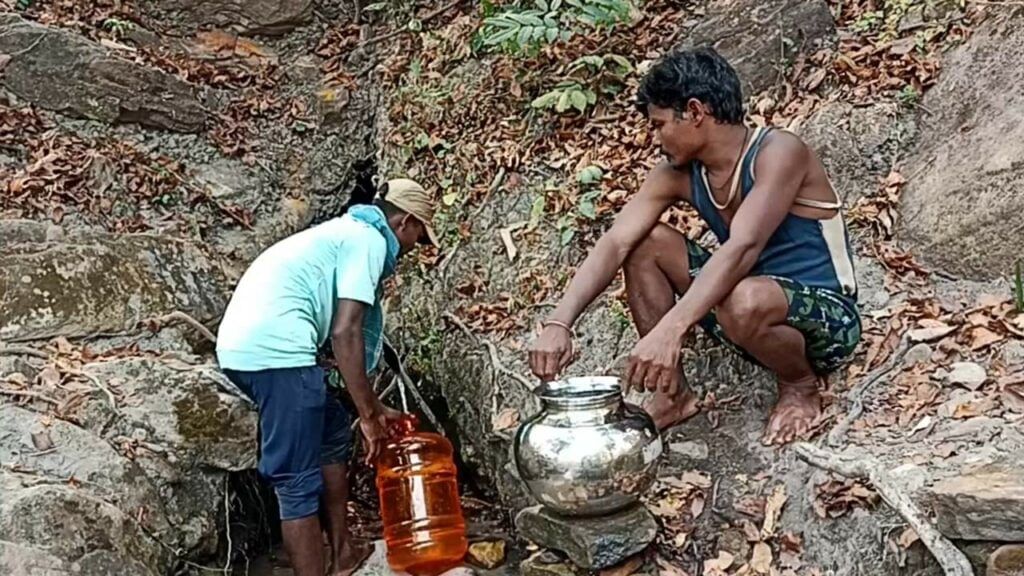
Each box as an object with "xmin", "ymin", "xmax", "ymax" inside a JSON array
[{"xmin": 686, "ymin": 98, "xmax": 707, "ymax": 125}]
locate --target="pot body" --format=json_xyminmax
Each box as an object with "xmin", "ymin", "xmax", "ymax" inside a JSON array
[{"xmin": 513, "ymin": 376, "xmax": 662, "ymax": 516}]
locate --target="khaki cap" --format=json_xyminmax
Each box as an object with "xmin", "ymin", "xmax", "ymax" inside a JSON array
[{"xmin": 384, "ymin": 178, "xmax": 438, "ymax": 246}]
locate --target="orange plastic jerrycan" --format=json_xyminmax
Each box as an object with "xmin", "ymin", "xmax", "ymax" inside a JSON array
[{"xmin": 376, "ymin": 414, "xmax": 468, "ymax": 575}]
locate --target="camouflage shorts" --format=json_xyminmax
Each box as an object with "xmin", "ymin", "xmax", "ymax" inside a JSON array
[{"xmin": 686, "ymin": 239, "xmax": 862, "ymax": 374}]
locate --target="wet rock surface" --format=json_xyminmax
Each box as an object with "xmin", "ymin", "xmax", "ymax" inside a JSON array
[{"xmin": 515, "ymin": 505, "xmax": 657, "ymax": 569}]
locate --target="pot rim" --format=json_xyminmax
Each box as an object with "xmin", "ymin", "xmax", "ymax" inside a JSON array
[{"xmin": 533, "ymin": 376, "xmax": 622, "ymax": 408}]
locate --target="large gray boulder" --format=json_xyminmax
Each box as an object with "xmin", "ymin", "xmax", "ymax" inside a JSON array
[
  {"xmin": 799, "ymin": 102, "xmax": 908, "ymax": 207},
  {"xmin": 676, "ymin": 0, "xmax": 837, "ymax": 95},
  {"xmin": 136, "ymin": 0, "xmax": 313, "ymax": 36},
  {"xmin": 900, "ymin": 8, "xmax": 1024, "ymax": 279},
  {"xmin": 0, "ymin": 221, "xmax": 230, "ymax": 342},
  {"xmin": 0, "ymin": 15, "xmax": 207, "ymax": 132},
  {"xmin": 0, "ymin": 357, "xmax": 257, "ymax": 575}
]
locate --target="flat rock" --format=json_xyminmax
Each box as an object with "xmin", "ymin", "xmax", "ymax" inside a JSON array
[
  {"xmin": 900, "ymin": 9, "xmax": 1024, "ymax": 278},
  {"xmin": 515, "ymin": 505, "xmax": 657, "ymax": 569},
  {"xmin": 988, "ymin": 544, "xmax": 1024, "ymax": 576},
  {"xmin": 668, "ymin": 439, "xmax": 709, "ymax": 460},
  {"xmin": 947, "ymin": 362, "xmax": 987, "ymax": 390},
  {"xmin": 926, "ymin": 461, "xmax": 1024, "ymax": 541},
  {"xmin": 675, "ymin": 0, "xmax": 836, "ymax": 95},
  {"xmin": 904, "ymin": 343, "xmax": 934, "ymax": 366},
  {"xmin": 137, "ymin": 0, "xmax": 313, "ymax": 36},
  {"xmin": 353, "ymin": 540, "xmax": 477, "ymax": 576},
  {"xmin": 0, "ymin": 221, "xmax": 229, "ymax": 342},
  {"xmin": 0, "ymin": 14, "xmax": 206, "ymax": 132}
]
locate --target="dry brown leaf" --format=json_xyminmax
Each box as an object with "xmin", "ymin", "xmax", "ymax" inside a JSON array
[
  {"xmin": 690, "ymin": 495, "xmax": 706, "ymax": 518},
  {"xmin": 600, "ymin": 553, "xmax": 644, "ymax": 576},
  {"xmin": 761, "ymin": 485, "xmax": 787, "ymax": 537},
  {"xmin": 499, "ymin": 227, "xmax": 518, "ymax": 262},
  {"xmin": 703, "ymin": 551, "xmax": 735, "ymax": 575},
  {"xmin": 1002, "ymin": 382, "xmax": 1024, "ymax": 414},
  {"xmin": 680, "ymin": 471, "xmax": 713, "ymax": 489},
  {"xmin": 750, "ymin": 542, "xmax": 772, "ymax": 575},
  {"xmin": 491, "ymin": 408, "xmax": 519, "ymax": 432},
  {"xmin": 741, "ymin": 520, "xmax": 761, "ymax": 542},
  {"xmin": 897, "ymin": 527, "xmax": 919, "ymax": 549},
  {"xmin": 908, "ymin": 323, "xmax": 956, "ymax": 342},
  {"xmin": 657, "ymin": 555, "xmax": 691, "ymax": 576},
  {"xmin": 673, "ymin": 531, "xmax": 689, "ymax": 549},
  {"xmin": 37, "ymin": 366, "xmax": 61, "ymax": 388},
  {"xmin": 968, "ymin": 326, "xmax": 1004, "ymax": 351}
]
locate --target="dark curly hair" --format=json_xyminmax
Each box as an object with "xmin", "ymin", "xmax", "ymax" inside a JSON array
[{"xmin": 635, "ymin": 47, "xmax": 745, "ymax": 125}]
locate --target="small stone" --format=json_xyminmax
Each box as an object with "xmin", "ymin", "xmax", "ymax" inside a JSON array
[
  {"xmin": 522, "ymin": 552, "xmax": 580, "ymax": 576},
  {"xmin": 516, "ymin": 505, "xmax": 658, "ymax": 569},
  {"xmin": 927, "ymin": 463, "xmax": 1024, "ymax": 541},
  {"xmin": 988, "ymin": 544, "xmax": 1024, "ymax": 576},
  {"xmin": 904, "ymin": 343, "xmax": 933, "ymax": 365},
  {"xmin": 947, "ymin": 362, "xmax": 987, "ymax": 390},
  {"xmin": 716, "ymin": 528, "xmax": 751, "ymax": 561},
  {"xmin": 1002, "ymin": 341, "xmax": 1024, "ymax": 367},
  {"xmin": 668, "ymin": 440, "xmax": 709, "ymax": 460},
  {"xmin": 466, "ymin": 540, "xmax": 506, "ymax": 569}
]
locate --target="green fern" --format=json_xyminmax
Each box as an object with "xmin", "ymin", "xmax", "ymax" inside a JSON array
[{"xmin": 531, "ymin": 81, "xmax": 596, "ymax": 113}]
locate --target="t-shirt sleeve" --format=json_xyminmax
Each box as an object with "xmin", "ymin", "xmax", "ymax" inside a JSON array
[{"xmin": 335, "ymin": 230, "xmax": 386, "ymax": 305}]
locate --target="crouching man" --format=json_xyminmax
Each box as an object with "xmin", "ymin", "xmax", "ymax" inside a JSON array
[{"xmin": 529, "ymin": 48, "xmax": 861, "ymax": 445}]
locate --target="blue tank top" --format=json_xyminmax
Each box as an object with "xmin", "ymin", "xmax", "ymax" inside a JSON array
[{"xmin": 689, "ymin": 127, "xmax": 858, "ymax": 300}]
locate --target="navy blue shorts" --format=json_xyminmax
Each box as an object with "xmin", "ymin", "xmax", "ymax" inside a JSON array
[{"xmin": 224, "ymin": 366, "xmax": 354, "ymax": 521}]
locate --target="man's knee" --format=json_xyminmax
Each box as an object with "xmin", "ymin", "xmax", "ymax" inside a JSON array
[
  {"xmin": 717, "ymin": 278, "xmax": 778, "ymax": 343},
  {"xmin": 624, "ymin": 223, "xmax": 678, "ymax": 274},
  {"xmin": 272, "ymin": 467, "xmax": 324, "ymax": 521}
]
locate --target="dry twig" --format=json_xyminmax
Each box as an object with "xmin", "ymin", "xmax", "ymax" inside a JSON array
[
  {"xmin": 442, "ymin": 312, "xmax": 535, "ymax": 393},
  {"xmin": 0, "ymin": 345, "xmax": 49, "ymax": 359},
  {"xmin": 828, "ymin": 335, "xmax": 912, "ymax": 446},
  {"xmin": 0, "ymin": 388, "xmax": 60, "ymax": 405},
  {"xmin": 793, "ymin": 443, "xmax": 974, "ymax": 576},
  {"xmin": 145, "ymin": 311, "xmax": 217, "ymax": 344},
  {"xmin": 65, "ymin": 369, "xmax": 120, "ymax": 415}
]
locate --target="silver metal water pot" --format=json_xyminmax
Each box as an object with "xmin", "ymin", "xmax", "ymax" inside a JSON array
[{"xmin": 513, "ymin": 376, "xmax": 663, "ymax": 516}]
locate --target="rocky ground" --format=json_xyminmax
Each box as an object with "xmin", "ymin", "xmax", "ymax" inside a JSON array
[{"xmin": 1, "ymin": 0, "xmax": 1023, "ymax": 575}]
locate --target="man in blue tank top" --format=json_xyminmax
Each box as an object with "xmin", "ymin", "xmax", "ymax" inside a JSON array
[{"xmin": 528, "ymin": 48, "xmax": 861, "ymax": 445}]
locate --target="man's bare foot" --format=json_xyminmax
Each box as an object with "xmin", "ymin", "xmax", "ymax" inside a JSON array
[
  {"xmin": 643, "ymin": 388, "xmax": 701, "ymax": 431},
  {"xmin": 762, "ymin": 380, "xmax": 821, "ymax": 445},
  {"xmin": 328, "ymin": 539, "xmax": 373, "ymax": 576}
]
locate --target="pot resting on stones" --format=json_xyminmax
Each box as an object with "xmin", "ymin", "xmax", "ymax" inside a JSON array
[{"xmin": 513, "ymin": 376, "xmax": 663, "ymax": 516}]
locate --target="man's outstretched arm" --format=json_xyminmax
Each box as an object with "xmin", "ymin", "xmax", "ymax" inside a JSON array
[
  {"xmin": 627, "ymin": 133, "xmax": 809, "ymax": 392},
  {"xmin": 530, "ymin": 162, "xmax": 689, "ymax": 381}
]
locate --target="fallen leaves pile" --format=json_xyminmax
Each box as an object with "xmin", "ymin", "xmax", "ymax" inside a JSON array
[{"xmin": 0, "ymin": 103, "xmax": 253, "ymax": 232}]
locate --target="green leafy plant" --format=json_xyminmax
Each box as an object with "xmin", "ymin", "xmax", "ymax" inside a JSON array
[
  {"xmin": 478, "ymin": 0, "xmax": 632, "ymax": 55},
  {"xmin": 531, "ymin": 53, "xmax": 633, "ymax": 115},
  {"xmin": 852, "ymin": 10, "xmax": 883, "ymax": 33},
  {"xmin": 531, "ymin": 81, "xmax": 596, "ymax": 113},
  {"xmin": 103, "ymin": 18, "xmax": 135, "ymax": 38},
  {"xmin": 897, "ymin": 85, "xmax": 921, "ymax": 107}
]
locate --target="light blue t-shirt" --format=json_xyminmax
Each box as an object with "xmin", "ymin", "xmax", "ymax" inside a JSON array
[{"xmin": 216, "ymin": 212, "xmax": 390, "ymax": 371}]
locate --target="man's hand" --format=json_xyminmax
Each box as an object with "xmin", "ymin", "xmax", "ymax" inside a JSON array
[
  {"xmin": 528, "ymin": 326, "xmax": 574, "ymax": 382},
  {"xmin": 358, "ymin": 404, "xmax": 403, "ymax": 464},
  {"xmin": 626, "ymin": 325, "xmax": 686, "ymax": 395}
]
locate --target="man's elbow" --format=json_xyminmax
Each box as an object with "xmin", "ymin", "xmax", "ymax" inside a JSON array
[{"xmin": 331, "ymin": 323, "xmax": 359, "ymax": 344}]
